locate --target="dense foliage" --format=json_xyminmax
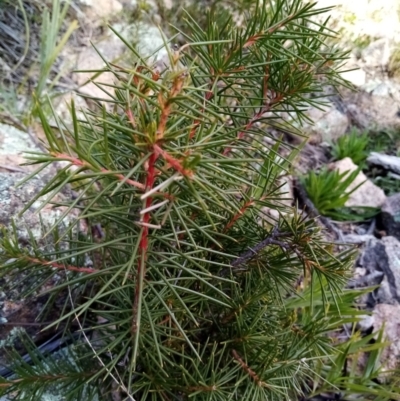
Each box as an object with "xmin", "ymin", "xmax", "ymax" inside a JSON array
[{"xmin": 2, "ymin": 1, "xmax": 398, "ymax": 400}]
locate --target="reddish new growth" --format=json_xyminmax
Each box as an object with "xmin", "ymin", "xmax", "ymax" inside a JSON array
[
  {"xmin": 52, "ymin": 153, "xmax": 145, "ymax": 190},
  {"xmin": 126, "ymin": 107, "xmax": 136, "ymax": 128},
  {"xmin": 26, "ymin": 256, "xmax": 98, "ymax": 274},
  {"xmin": 224, "ymin": 199, "xmax": 255, "ymax": 232},
  {"xmin": 243, "ymin": 12, "xmax": 296, "ymax": 48},
  {"xmin": 131, "ymin": 151, "xmax": 158, "ymax": 334},
  {"xmin": 157, "ymin": 73, "xmax": 186, "ymax": 140},
  {"xmin": 224, "ymin": 192, "xmax": 268, "ymax": 233},
  {"xmin": 189, "ymin": 90, "xmax": 214, "ymax": 139},
  {"xmin": 154, "ymin": 144, "xmax": 193, "ymax": 178},
  {"xmin": 131, "ymin": 68, "xmax": 190, "ymax": 335},
  {"xmin": 232, "ymin": 349, "xmax": 269, "ymax": 388},
  {"xmin": 222, "ymin": 92, "xmax": 283, "ymax": 156}
]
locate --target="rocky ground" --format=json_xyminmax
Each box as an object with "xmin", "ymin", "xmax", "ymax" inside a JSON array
[{"xmin": 1, "ymin": 0, "xmax": 400, "ymax": 398}]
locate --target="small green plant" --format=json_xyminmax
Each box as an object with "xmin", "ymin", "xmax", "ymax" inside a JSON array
[
  {"xmin": 154, "ymin": 0, "xmax": 258, "ymax": 41},
  {"xmin": 0, "ymin": 0, "xmax": 77, "ymax": 125},
  {"xmin": 302, "ymin": 167, "xmax": 377, "ymax": 221},
  {"xmin": 372, "ymin": 175, "xmax": 400, "ymax": 196},
  {"xmin": 35, "ymin": 0, "xmax": 77, "ymax": 102},
  {"xmin": 331, "ymin": 128, "xmax": 369, "ymax": 165},
  {"xmin": 366, "ymin": 129, "xmax": 400, "ymax": 156}
]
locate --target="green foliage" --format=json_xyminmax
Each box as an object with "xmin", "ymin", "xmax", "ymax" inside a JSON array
[
  {"xmin": 389, "ymin": 45, "xmax": 400, "ymax": 79},
  {"xmin": 146, "ymin": 0, "xmax": 259, "ymax": 39},
  {"xmin": 287, "ymin": 278, "xmax": 400, "ymax": 400},
  {"xmin": 364, "ymin": 128, "xmax": 400, "ymax": 195},
  {"xmin": 35, "ymin": 0, "xmax": 77, "ymax": 102},
  {"xmin": 331, "ymin": 128, "xmax": 369, "ymax": 165},
  {"xmin": 373, "ymin": 175, "xmax": 400, "ymax": 196},
  {"xmin": 366, "ymin": 129, "xmax": 400, "ymax": 156},
  {"xmin": 0, "ymin": 1, "xmax": 389, "ymax": 400},
  {"xmin": 301, "ymin": 167, "xmax": 377, "ymax": 221},
  {"xmin": 0, "ymin": 0, "xmax": 76, "ymax": 124}
]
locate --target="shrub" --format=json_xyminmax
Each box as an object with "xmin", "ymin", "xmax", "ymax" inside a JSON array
[{"xmin": 0, "ymin": 1, "xmax": 391, "ymax": 400}]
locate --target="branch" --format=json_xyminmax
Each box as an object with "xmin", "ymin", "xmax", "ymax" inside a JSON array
[
  {"xmin": 24, "ymin": 256, "xmax": 98, "ymax": 274},
  {"xmin": 223, "ymin": 93, "xmax": 284, "ymax": 156},
  {"xmin": 189, "ymin": 90, "xmax": 214, "ymax": 139},
  {"xmin": 230, "ymin": 227, "xmax": 292, "ymax": 267},
  {"xmin": 243, "ymin": 12, "xmax": 297, "ymax": 48},
  {"xmin": 153, "ymin": 144, "xmax": 193, "ymax": 177},
  {"xmin": 156, "ymin": 72, "xmax": 187, "ymax": 140},
  {"xmin": 132, "ymin": 151, "xmax": 159, "ymax": 336},
  {"xmin": 231, "ymin": 349, "xmax": 270, "ymax": 388},
  {"xmin": 223, "ymin": 199, "xmax": 256, "ymax": 233},
  {"xmin": 51, "ymin": 153, "xmax": 145, "ymax": 190},
  {"xmin": 219, "ymin": 228, "xmax": 293, "ymax": 277}
]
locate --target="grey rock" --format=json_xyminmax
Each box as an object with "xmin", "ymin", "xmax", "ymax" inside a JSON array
[
  {"xmin": 75, "ymin": 0, "xmax": 122, "ymax": 24},
  {"xmin": 368, "ymin": 152, "xmax": 400, "ymax": 175},
  {"xmin": 0, "ymin": 172, "xmax": 83, "ymax": 378},
  {"xmin": 348, "ymin": 271, "xmax": 384, "ymax": 288},
  {"xmin": 0, "ymin": 123, "xmax": 36, "ymax": 155},
  {"xmin": 372, "ymin": 82, "xmax": 391, "ymax": 97},
  {"xmin": 359, "ymin": 236, "xmax": 400, "ymax": 304},
  {"xmin": 358, "ymin": 236, "xmax": 380, "ymax": 270},
  {"xmin": 357, "ymin": 314, "xmax": 374, "ymax": 332},
  {"xmin": 131, "ymin": 21, "xmax": 173, "ymax": 67},
  {"xmin": 376, "ymin": 275, "xmax": 394, "ymax": 305},
  {"xmin": 343, "ymin": 81, "xmax": 400, "ymax": 131},
  {"xmin": 0, "ymin": 122, "xmax": 57, "ymax": 178},
  {"xmin": 0, "ymin": 172, "xmax": 78, "ymax": 243},
  {"xmin": 330, "ymin": 157, "xmax": 386, "ymax": 208},
  {"xmin": 381, "ymin": 193, "xmax": 400, "ymax": 239},
  {"xmin": 313, "ymin": 0, "xmax": 400, "ymax": 43},
  {"xmin": 304, "ymin": 103, "xmax": 349, "ymax": 143},
  {"xmin": 0, "ymin": 123, "xmax": 39, "ymax": 172},
  {"xmin": 340, "ymin": 69, "xmax": 366, "ymax": 87},
  {"xmin": 361, "ymin": 39, "xmax": 392, "ymax": 69},
  {"xmin": 343, "ymin": 234, "xmax": 376, "ymax": 244},
  {"xmin": 372, "ymin": 303, "xmax": 400, "ymax": 379}
]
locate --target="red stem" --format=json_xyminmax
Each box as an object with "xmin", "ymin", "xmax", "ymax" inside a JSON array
[
  {"xmin": 189, "ymin": 91, "xmax": 214, "ymax": 139},
  {"xmin": 27, "ymin": 256, "xmax": 98, "ymax": 274},
  {"xmin": 52, "ymin": 153, "xmax": 145, "ymax": 190},
  {"xmin": 223, "ymin": 200, "xmax": 255, "ymax": 232},
  {"xmin": 222, "ymin": 108, "xmax": 266, "ymax": 156},
  {"xmin": 153, "ymin": 144, "xmax": 193, "ymax": 177},
  {"xmin": 132, "ymin": 150, "xmax": 158, "ymax": 334},
  {"xmin": 222, "ymin": 93, "xmax": 284, "ymax": 156}
]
